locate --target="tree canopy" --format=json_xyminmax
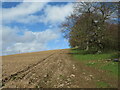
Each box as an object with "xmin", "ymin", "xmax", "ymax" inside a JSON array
[{"xmin": 62, "ymin": 2, "xmax": 118, "ymax": 53}]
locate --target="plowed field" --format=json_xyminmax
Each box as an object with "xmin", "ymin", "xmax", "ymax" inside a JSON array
[{"xmin": 2, "ymin": 49, "xmax": 118, "ymax": 88}]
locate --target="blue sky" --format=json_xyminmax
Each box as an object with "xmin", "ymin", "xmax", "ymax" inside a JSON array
[{"xmin": 1, "ymin": 2, "xmax": 74, "ymax": 55}]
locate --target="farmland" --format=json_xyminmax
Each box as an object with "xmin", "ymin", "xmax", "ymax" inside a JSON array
[{"xmin": 2, "ymin": 49, "xmax": 118, "ymax": 88}]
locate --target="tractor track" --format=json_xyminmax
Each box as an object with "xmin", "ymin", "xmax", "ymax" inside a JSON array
[{"xmin": 2, "ymin": 52, "xmax": 55, "ymax": 87}]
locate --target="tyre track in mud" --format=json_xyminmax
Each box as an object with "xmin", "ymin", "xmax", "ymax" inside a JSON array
[
  {"xmin": 2, "ymin": 52, "xmax": 56, "ymax": 87},
  {"xmin": 33, "ymin": 54, "xmax": 62, "ymax": 88},
  {"xmin": 24, "ymin": 50, "xmax": 73, "ymax": 88},
  {"xmin": 2, "ymin": 50, "xmax": 74, "ymax": 88}
]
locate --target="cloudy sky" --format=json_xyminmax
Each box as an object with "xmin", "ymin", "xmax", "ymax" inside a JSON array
[{"xmin": 1, "ymin": 2, "xmax": 74, "ymax": 55}]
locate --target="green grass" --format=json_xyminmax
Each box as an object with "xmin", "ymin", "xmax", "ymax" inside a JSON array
[
  {"xmin": 100, "ymin": 62, "xmax": 118, "ymax": 76},
  {"xmin": 72, "ymin": 49, "xmax": 118, "ymax": 61},
  {"xmin": 71, "ymin": 49, "xmax": 118, "ymax": 77},
  {"xmin": 96, "ymin": 81, "xmax": 111, "ymax": 88},
  {"xmin": 74, "ymin": 54, "xmax": 114, "ymax": 61}
]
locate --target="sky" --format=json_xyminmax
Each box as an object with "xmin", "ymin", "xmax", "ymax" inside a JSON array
[{"xmin": 1, "ymin": 2, "xmax": 74, "ymax": 55}]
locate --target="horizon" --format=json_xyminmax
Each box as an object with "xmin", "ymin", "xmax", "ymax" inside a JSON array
[{"xmin": 1, "ymin": 48, "xmax": 70, "ymax": 56}]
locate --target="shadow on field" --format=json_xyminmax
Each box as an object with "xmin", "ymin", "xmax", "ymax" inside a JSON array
[
  {"xmin": 67, "ymin": 52, "xmax": 79, "ymax": 55},
  {"xmin": 67, "ymin": 49, "xmax": 82, "ymax": 55}
]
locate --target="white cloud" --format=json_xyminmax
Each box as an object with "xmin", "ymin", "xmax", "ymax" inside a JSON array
[
  {"xmin": 2, "ymin": 2, "xmax": 47, "ymax": 24},
  {"xmin": 42, "ymin": 3, "xmax": 73, "ymax": 24},
  {"xmin": 1, "ymin": 26, "xmax": 60, "ymax": 55},
  {"xmin": 2, "ymin": 2, "xmax": 73, "ymax": 24},
  {"xmin": 14, "ymin": 15, "xmax": 41, "ymax": 24}
]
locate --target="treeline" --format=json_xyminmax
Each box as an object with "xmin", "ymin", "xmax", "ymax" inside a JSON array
[{"xmin": 62, "ymin": 2, "xmax": 119, "ymax": 53}]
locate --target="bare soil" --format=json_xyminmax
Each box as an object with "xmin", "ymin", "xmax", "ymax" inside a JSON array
[{"xmin": 2, "ymin": 49, "xmax": 118, "ymax": 88}]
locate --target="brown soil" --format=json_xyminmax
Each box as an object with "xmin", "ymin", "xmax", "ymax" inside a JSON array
[{"xmin": 2, "ymin": 49, "xmax": 118, "ymax": 88}]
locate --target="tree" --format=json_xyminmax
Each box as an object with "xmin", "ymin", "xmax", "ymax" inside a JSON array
[{"xmin": 62, "ymin": 2, "xmax": 118, "ymax": 53}]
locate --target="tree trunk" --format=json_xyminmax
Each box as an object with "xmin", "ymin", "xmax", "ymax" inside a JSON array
[{"xmin": 86, "ymin": 41, "xmax": 89, "ymax": 51}]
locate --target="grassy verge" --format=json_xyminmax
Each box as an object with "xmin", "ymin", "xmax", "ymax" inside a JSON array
[
  {"xmin": 71, "ymin": 49, "xmax": 118, "ymax": 77},
  {"xmin": 96, "ymin": 81, "xmax": 111, "ymax": 88}
]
